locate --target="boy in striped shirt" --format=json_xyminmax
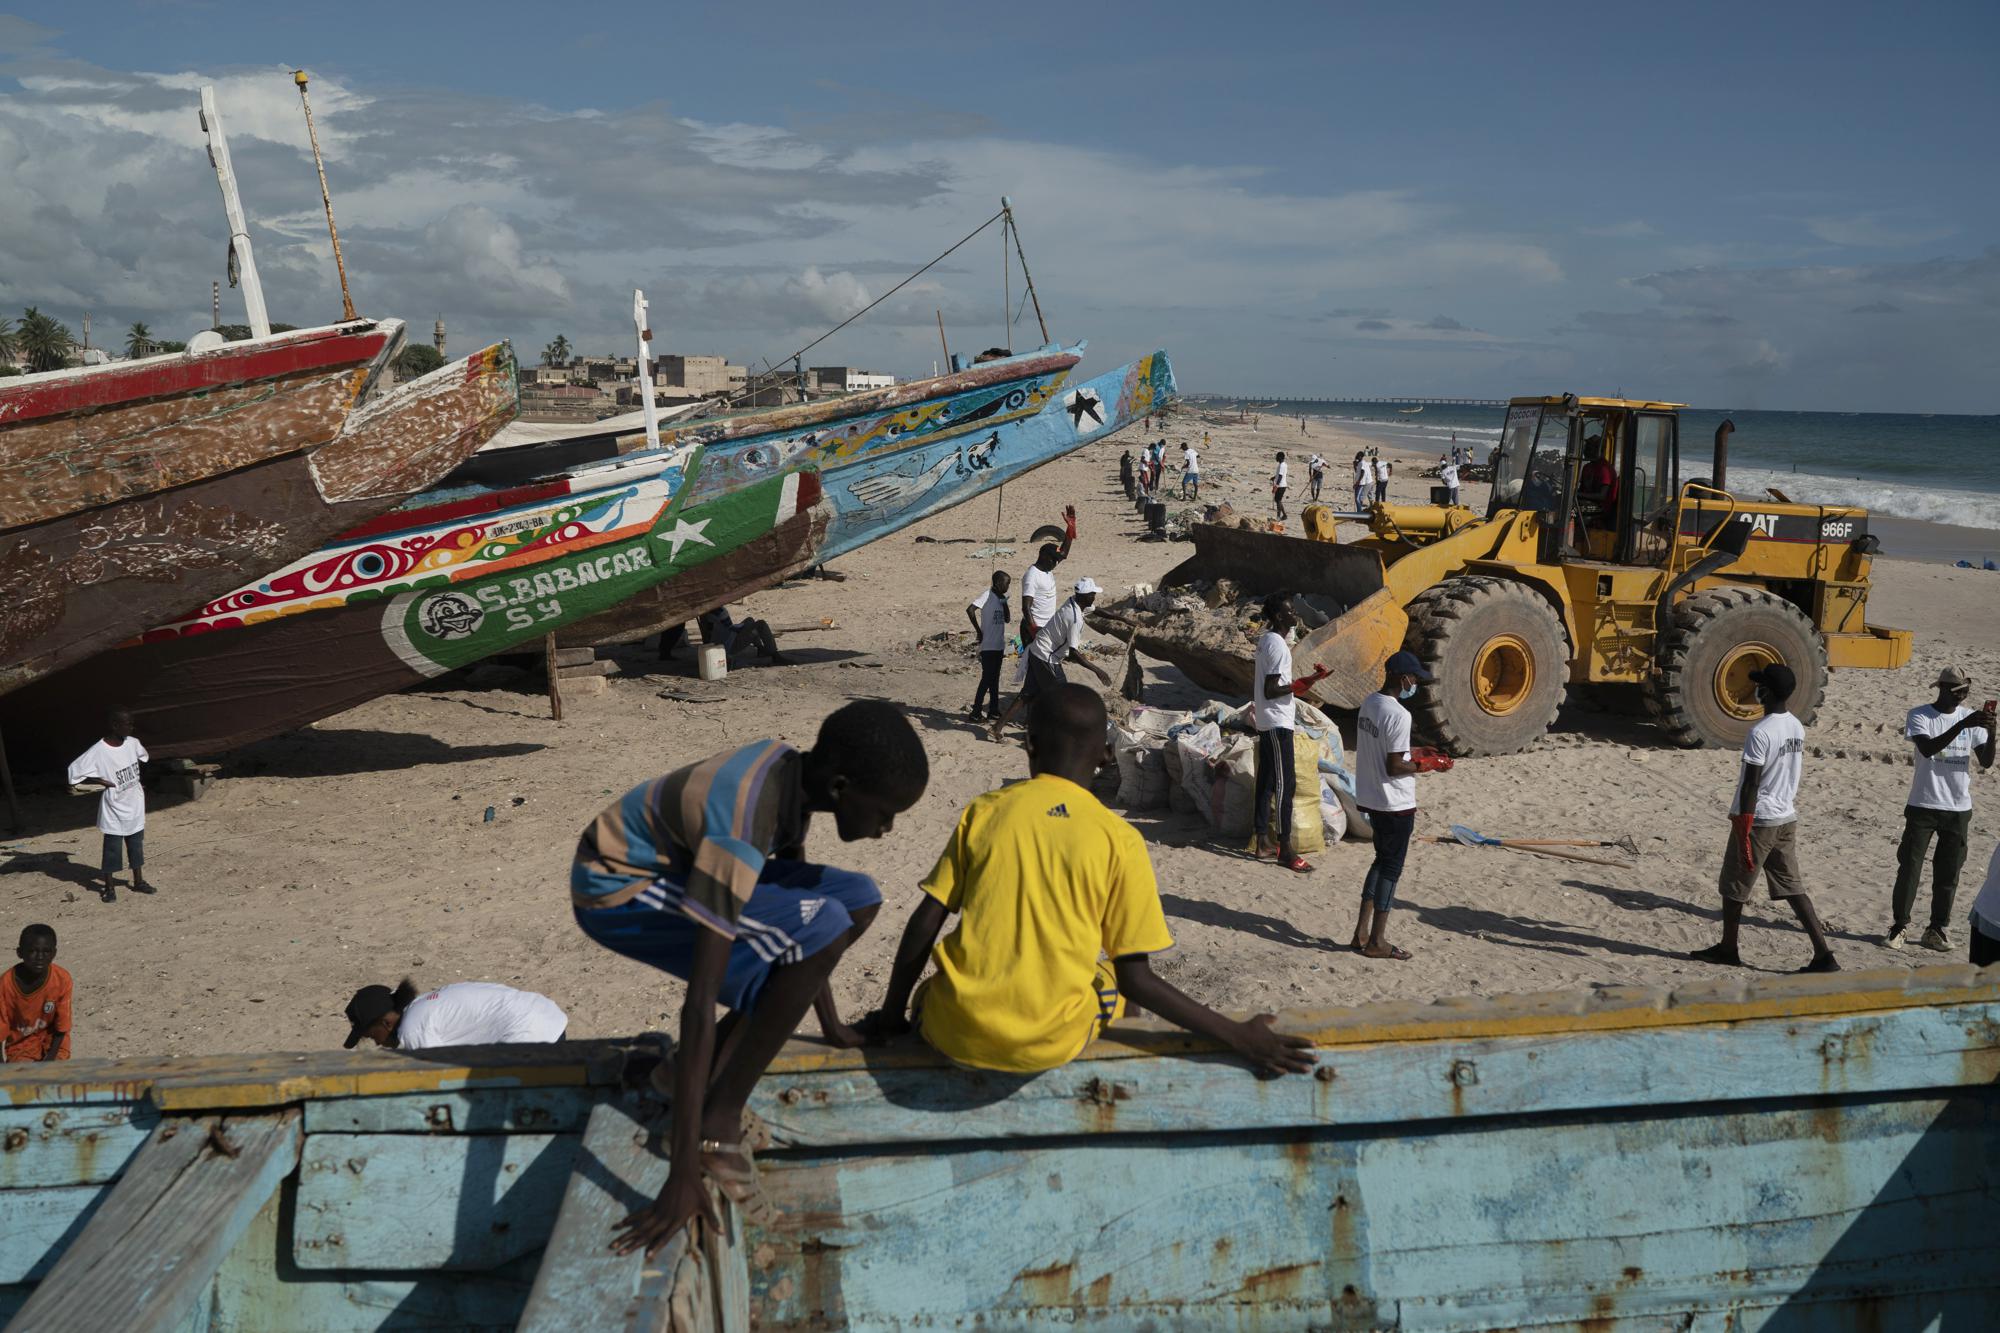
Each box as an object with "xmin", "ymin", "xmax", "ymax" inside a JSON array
[{"xmin": 571, "ymin": 700, "xmax": 928, "ymax": 1257}]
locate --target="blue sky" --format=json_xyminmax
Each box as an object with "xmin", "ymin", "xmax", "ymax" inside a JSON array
[{"xmin": 3, "ymin": 2, "xmax": 1995, "ymax": 411}]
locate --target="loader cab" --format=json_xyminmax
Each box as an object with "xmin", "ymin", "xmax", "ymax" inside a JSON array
[{"xmin": 1489, "ymin": 396, "xmax": 1683, "ymax": 566}]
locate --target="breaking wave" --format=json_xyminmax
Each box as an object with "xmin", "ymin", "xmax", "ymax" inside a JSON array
[{"xmin": 1729, "ymin": 467, "xmax": 2000, "ymax": 533}]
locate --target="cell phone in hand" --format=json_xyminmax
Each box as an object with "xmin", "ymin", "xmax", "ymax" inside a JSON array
[{"xmin": 1986, "ymin": 699, "xmax": 1997, "ymax": 714}]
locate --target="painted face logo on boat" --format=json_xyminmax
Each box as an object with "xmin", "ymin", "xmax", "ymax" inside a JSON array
[{"xmin": 417, "ymin": 592, "xmax": 485, "ymax": 640}]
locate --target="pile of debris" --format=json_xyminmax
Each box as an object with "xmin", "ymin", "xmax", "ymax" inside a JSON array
[
  {"xmin": 1106, "ymin": 699, "xmax": 1365, "ymax": 849},
  {"xmin": 1089, "ymin": 580, "xmax": 1349, "ymax": 700}
]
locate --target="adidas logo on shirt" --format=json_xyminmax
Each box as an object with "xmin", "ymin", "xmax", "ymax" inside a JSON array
[{"xmin": 1046, "ymin": 804, "xmax": 1070, "ymax": 818}]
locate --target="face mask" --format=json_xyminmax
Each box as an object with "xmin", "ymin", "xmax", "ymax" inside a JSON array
[{"xmin": 1398, "ymin": 683, "xmax": 1417, "ymax": 700}]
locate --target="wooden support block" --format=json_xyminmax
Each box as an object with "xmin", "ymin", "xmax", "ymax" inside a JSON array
[
  {"xmin": 519, "ymin": 1099, "xmax": 749, "ymax": 1332},
  {"xmin": 294, "ymin": 1132, "xmax": 577, "ymax": 1270},
  {"xmin": 6, "ymin": 1111, "xmax": 300, "ymax": 1330},
  {"xmin": 555, "ymin": 659, "xmax": 615, "ymax": 679},
  {"xmin": 555, "ymin": 675, "xmax": 608, "ymax": 697},
  {"xmin": 553, "ymin": 647, "xmax": 600, "ymax": 669}
]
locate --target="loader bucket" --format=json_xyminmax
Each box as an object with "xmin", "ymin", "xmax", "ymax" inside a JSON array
[
  {"xmin": 1161, "ymin": 523, "xmax": 1386, "ymax": 606},
  {"xmin": 1298, "ymin": 588, "xmax": 1409, "ymax": 711}
]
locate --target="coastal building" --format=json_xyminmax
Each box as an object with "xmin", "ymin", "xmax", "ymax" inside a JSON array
[
  {"xmin": 810, "ymin": 366, "xmax": 897, "ymax": 393},
  {"xmin": 655, "ymin": 354, "xmax": 748, "ymax": 399}
]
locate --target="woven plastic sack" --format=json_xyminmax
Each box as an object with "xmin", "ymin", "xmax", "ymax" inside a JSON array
[{"xmin": 1113, "ymin": 726, "xmax": 1171, "ymax": 809}]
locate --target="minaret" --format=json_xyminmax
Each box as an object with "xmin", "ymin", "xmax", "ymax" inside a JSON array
[{"xmin": 433, "ymin": 314, "xmax": 446, "ymax": 359}]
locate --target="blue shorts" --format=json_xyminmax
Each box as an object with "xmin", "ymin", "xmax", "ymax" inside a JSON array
[{"xmin": 574, "ymin": 859, "xmax": 880, "ymax": 1014}]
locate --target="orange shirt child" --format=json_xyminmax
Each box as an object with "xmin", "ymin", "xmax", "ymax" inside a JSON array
[{"xmin": 1, "ymin": 963, "xmax": 72, "ymax": 1062}]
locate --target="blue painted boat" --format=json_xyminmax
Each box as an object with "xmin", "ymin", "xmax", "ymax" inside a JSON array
[{"xmin": 0, "ymin": 964, "xmax": 1992, "ymax": 1329}]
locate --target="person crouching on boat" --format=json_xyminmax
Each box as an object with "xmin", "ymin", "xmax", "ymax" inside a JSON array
[
  {"xmin": 571, "ymin": 701, "xmax": 929, "ymax": 1256},
  {"xmin": 342, "ymin": 979, "xmax": 567, "ymax": 1050},
  {"xmin": 859, "ymin": 684, "xmax": 1316, "ymax": 1079}
]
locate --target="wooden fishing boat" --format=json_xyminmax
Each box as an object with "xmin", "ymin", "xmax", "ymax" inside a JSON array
[
  {"xmin": 0, "ymin": 328, "xmax": 520, "ymax": 701},
  {"xmin": 0, "ymin": 965, "xmax": 1991, "ymax": 1329},
  {"xmin": 0, "ymin": 321, "xmax": 400, "ymax": 694},
  {"xmin": 0, "ymin": 346, "xmax": 1170, "ymax": 759}
]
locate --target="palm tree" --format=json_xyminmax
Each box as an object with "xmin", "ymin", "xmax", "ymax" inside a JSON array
[
  {"xmin": 17, "ymin": 308, "xmax": 76, "ymax": 373},
  {"xmin": 542, "ymin": 334, "xmax": 571, "ymax": 367},
  {"xmin": 125, "ymin": 322, "xmax": 153, "ymax": 359},
  {"xmin": 0, "ymin": 316, "xmax": 17, "ymax": 367}
]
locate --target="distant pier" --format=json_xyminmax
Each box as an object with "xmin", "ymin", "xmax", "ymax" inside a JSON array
[{"xmin": 1184, "ymin": 394, "xmax": 1508, "ymax": 407}]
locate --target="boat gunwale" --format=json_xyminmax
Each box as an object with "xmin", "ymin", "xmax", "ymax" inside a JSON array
[{"xmin": 1, "ymin": 963, "xmax": 1989, "ymax": 1110}]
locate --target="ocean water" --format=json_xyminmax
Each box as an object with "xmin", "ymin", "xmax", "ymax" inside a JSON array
[{"xmin": 1264, "ymin": 401, "xmax": 2000, "ymax": 533}]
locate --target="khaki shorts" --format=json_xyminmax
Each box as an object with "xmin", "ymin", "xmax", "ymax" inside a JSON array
[{"xmin": 1718, "ymin": 821, "xmax": 1807, "ymax": 903}]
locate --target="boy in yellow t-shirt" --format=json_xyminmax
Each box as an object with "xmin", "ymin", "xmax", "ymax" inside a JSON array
[{"xmin": 860, "ymin": 684, "xmax": 1317, "ymax": 1077}]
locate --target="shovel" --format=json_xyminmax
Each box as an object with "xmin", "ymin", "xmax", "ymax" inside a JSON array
[{"xmin": 1444, "ymin": 824, "xmax": 1635, "ymax": 869}]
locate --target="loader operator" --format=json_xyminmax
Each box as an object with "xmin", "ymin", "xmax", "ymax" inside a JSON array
[{"xmin": 1575, "ymin": 423, "xmax": 1619, "ymax": 547}]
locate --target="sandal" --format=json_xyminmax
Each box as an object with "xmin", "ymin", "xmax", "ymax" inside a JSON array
[
  {"xmin": 1281, "ymin": 855, "xmax": 1314, "ymax": 874},
  {"xmin": 700, "ymin": 1139, "xmax": 777, "ymax": 1226},
  {"xmin": 1362, "ymin": 944, "xmax": 1413, "ymax": 961}
]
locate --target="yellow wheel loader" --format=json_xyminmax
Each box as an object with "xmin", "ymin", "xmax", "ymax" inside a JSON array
[{"xmin": 1113, "ymin": 395, "xmax": 1911, "ymax": 756}]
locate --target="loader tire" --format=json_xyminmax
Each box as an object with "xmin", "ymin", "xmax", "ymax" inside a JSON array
[
  {"xmin": 1650, "ymin": 587, "xmax": 1828, "ymax": 749},
  {"xmin": 1405, "ymin": 577, "xmax": 1570, "ymax": 756}
]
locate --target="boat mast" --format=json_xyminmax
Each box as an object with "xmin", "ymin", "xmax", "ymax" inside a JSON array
[
  {"xmin": 294, "ymin": 70, "xmax": 358, "ymax": 322},
  {"xmin": 632, "ymin": 289, "xmax": 662, "ymax": 452},
  {"xmin": 1001, "ymin": 197, "xmax": 1050, "ymax": 346},
  {"xmin": 197, "ymin": 86, "xmax": 271, "ymax": 339}
]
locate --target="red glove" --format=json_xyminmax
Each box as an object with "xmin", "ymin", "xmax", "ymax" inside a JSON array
[
  {"xmin": 1730, "ymin": 813, "xmax": 1756, "ymax": 872},
  {"xmin": 1063, "ymin": 504, "xmax": 1078, "ymax": 542},
  {"xmin": 1289, "ymin": 664, "xmax": 1332, "ymax": 698},
  {"xmin": 1410, "ymin": 746, "xmax": 1454, "ymax": 773}
]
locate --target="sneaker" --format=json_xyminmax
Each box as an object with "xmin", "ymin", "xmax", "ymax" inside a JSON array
[
  {"xmin": 1919, "ymin": 926, "xmax": 1951, "ymax": 953},
  {"xmin": 1882, "ymin": 925, "xmax": 1907, "ymax": 951},
  {"xmin": 100, "ymin": 884, "xmax": 117, "ymax": 904}
]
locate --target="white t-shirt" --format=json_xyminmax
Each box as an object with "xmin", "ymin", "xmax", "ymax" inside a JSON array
[
  {"xmin": 1737, "ymin": 712, "xmax": 1806, "ymax": 825},
  {"xmin": 68, "ymin": 737, "xmax": 149, "ymax": 835},
  {"xmin": 397, "ymin": 982, "xmax": 568, "ymax": 1050},
  {"xmin": 1021, "ymin": 564, "xmax": 1059, "ymax": 626},
  {"xmin": 1355, "ymin": 692, "xmax": 1416, "ymax": 812},
  {"xmin": 1440, "ymin": 463, "xmax": 1460, "ymax": 488},
  {"xmin": 1969, "ymin": 843, "xmax": 2000, "ymax": 939},
  {"xmin": 970, "ymin": 589, "xmax": 1010, "ymax": 652},
  {"xmin": 1375, "ymin": 459, "xmax": 1391, "ymax": 482},
  {"xmin": 1354, "ymin": 460, "xmax": 1369, "ymax": 485},
  {"xmin": 1030, "ymin": 598, "xmax": 1084, "ymax": 666},
  {"xmin": 1272, "ymin": 460, "xmax": 1289, "ymax": 489},
  {"xmin": 1308, "ymin": 455, "xmax": 1326, "ymax": 475},
  {"xmin": 1251, "ymin": 630, "xmax": 1296, "ymax": 732},
  {"xmin": 1905, "ymin": 704, "xmax": 1989, "ymax": 812},
  {"xmin": 1182, "ymin": 448, "xmax": 1199, "ymax": 473}
]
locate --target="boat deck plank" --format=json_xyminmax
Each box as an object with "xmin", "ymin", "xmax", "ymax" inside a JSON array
[
  {"xmin": 4, "ymin": 1110, "xmax": 298, "ymax": 1331},
  {"xmin": 519, "ymin": 1098, "xmax": 737, "ymax": 1333}
]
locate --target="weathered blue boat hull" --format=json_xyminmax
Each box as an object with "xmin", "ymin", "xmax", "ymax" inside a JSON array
[{"xmin": 0, "ymin": 966, "xmax": 1993, "ymax": 1330}]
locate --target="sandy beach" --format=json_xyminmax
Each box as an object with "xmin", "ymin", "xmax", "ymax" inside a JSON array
[{"xmin": 8, "ymin": 409, "xmax": 1997, "ymax": 1061}]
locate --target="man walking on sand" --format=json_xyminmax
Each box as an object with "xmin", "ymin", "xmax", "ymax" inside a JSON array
[
  {"xmin": 1374, "ymin": 455, "xmax": 1392, "ymax": 504},
  {"xmin": 1884, "ymin": 667, "xmax": 1995, "ymax": 951},
  {"xmin": 1691, "ymin": 663, "xmax": 1840, "ymax": 973},
  {"xmin": 1439, "ymin": 452, "xmax": 1461, "ymax": 507},
  {"xmin": 67, "ymin": 708, "xmax": 151, "ymax": 903},
  {"xmin": 1307, "ymin": 454, "xmax": 1326, "ymax": 503},
  {"xmin": 966, "ymin": 570, "xmax": 1012, "ymax": 722},
  {"xmin": 1252, "ymin": 595, "xmax": 1330, "ymax": 874},
  {"xmin": 1352, "ymin": 652, "xmax": 1451, "ymax": 959},
  {"xmin": 1181, "ymin": 441, "xmax": 1200, "ymax": 501},
  {"xmin": 1271, "ymin": 452, "xmax": 1290, "ymax": 520},
  {"xmin": 1353, "ymin": 452, "xmax": 1371, "ymax": 511}
]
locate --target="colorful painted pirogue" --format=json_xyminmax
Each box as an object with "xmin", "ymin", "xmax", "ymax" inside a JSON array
[
  {"xmin": 0, "ymin": 345, "xmax": 1172, "ymax": 758},
  {"xmin": 0, "ymin": 967, "xmax": 1992, "ymax": 1328},
  {"xmin": 0, "ymin": 322, "xmax": 519, "ymax": 696}
]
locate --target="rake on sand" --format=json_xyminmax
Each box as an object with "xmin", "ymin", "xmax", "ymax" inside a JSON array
[{"xmin": 1436, "ymin": 824, "xmax": 1639, "ymax": 868}]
